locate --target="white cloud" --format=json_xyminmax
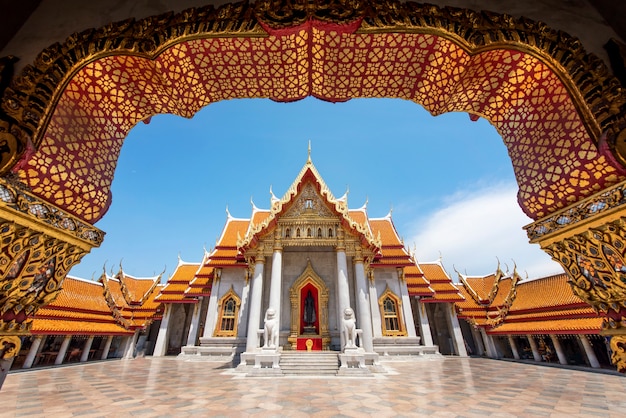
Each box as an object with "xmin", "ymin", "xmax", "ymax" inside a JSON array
[{"xmin": 406, "ymin": 182, "xmax": 564, "ymax": 280}]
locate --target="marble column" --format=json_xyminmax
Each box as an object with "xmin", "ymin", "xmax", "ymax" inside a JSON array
[
  {"xmin": 202, "ymin": 271, "xmax": 221, "ymax": 338},
  {"xmin": 527, "ymin": 335, "xmax": 542, "ymax": 362},
  {"xmin": 471, "ymin": 326, "xmax": 485, "ymax": 356},
  {"xmin": 480, "ymin": 328, "xmax": 495, "ymax": 358},
  {"xmin": 369, "ymin": 273, "xmax": 382, "ymax": 338},
  {"xmin": 101, "ymin": 336, "xmax": 114, "ymax": 360},
  {"xmin": 22, "ymin": 336, "xmax": 44, "ymax": 369},
  {"xmin": 245, "ymin": 258, "xmax": 265, "ymax": 352},
  {"xmin": 124, "ymin": 330, "xmax": 140, "ymax": 359},
  {"xmin": 55, "ymin": 336, "xmax": 72, "ymax": 365},
  {"xmin": 336, "ymin": 248, "xmax": 351, "ymax": 349},
  {"xmin": 354, "ymin": 256, "xmax": 374, "ymax": 352},
  {"xmin": 416, "ymin": 300, "xmax": 434, "ymax": 346},
  {"xmin": 579, "ymin": 335, "xmax": 600, "ymax": 368},
  {"xmin": 268, "ymin": 244, "xmax": 283, "ymax": 337},
  {"xmin": 508, "ymin": 335, "xmax": 520, "ymax": 360},
  {"xmin": 550, "ymin": 335, "xmax": 567, "ymax": 365},
  {"xmin": 397, "ymin": 268, "xmax": 417, "ymax": 338},
  {"xmin": 80, "ymin": 336, "xmax": 94, "ymax": 362},
  {"xmin": 447, "ymin": 303, "xmax": 468, "ymax": 357},
  {"xmin": 186, "ymin": 297, "xmax": 203, "ymax": 346},
  {"xmin": 153, "ymin": 304, "xmax": 173, "ymax": 357}
]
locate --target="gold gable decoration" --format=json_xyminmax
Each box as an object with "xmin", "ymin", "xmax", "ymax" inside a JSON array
[{"xmin": 237, "ymin": 156, "xmax": 381, "ymax": 254}]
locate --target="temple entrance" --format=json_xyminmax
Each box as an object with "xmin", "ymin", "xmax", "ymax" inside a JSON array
[{"xmin": 288, "ymin": 261, "xmax": 330, "ymax": 351}]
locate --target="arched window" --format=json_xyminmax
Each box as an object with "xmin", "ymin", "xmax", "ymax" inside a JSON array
[
  {"xmin": 285, "ymin": 228, "xmax": 290, "ymax": 238},
  {"xmin": 328, "ymin": 228, "xmax": 333, "ymax": 238},
  {"xmin": 307, "ymin": 228, "xmax": 311, "ymax": 237},
  {"xmin": 378, "ymin": 288, "xmax": 406, "ymax": 336},
  {"xmin": 296, "ymin": 228, "xmax": 301, "ymax": 237},
  {"xmin": 317, "ymin": 227, "xmax": 322, "ymax": 238},
  {"xmin": 214, "ymin": 288, "xmax": 241, "ymax": 337}
]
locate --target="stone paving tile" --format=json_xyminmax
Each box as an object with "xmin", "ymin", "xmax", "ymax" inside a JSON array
[{"xmin": 0, "ymin": 356, "xmax": 625, "ymax": 417}]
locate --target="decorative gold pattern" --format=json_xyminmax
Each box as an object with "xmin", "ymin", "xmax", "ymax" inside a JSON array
[
  {"xmin": 288, "ymin": 260, "xmax": 330, "ymax": 350},
  {"xmin": 238, "ymin": 158, "xmax": 381, "ymax": 255},
  {"xmin": 610, "ymin": 336, "xmax": 626, "ymax": 373},
  {"xmin": 0, "ymin": 220, "xmax": 87, "ymax": 336},
  {"xmin": 0, "ymin": 335, "xmax": 20, "ymax": 360},
  {"xmin": 0, "ymin": 0, "xmax": 623, "ymax": 222}
]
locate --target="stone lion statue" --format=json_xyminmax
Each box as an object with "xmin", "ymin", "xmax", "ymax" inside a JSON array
[
  {"xmin": 263, "ymin": 308, "xmax": 278, "ymax": 349},
  {"xmin": 342, "ymin": 307, "xmax": 357, "ymax": 349}
]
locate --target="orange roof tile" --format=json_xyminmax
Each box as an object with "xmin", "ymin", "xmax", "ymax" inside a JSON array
[
  {"xmin": 509, "ymin": 273, "xmax": 585, "ymax": 312},
  {"xmin": 217, "ymin": 219, "xmax": 251, "ymax": 247},
  {"xmin": 489, "ymin": 318, "xmax": 602, "ymax": 335},
  {"xmin": 348, "ymin": 209, "xmax": 367, "ymax": 226},
  {"xmin": 251, "ymin": 210, "xmax": 271, "ymax": 225},
  {"xmin": 31, "ymin": 319, "xmax": 132, "ymax": 335},
  {"xmin": 369, "ymin": 218, "xmax": 402, "ymax": 246}
]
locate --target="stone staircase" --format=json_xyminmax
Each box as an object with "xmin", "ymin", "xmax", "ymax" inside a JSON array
[{"xmin": 279, "ymin": 352, "xmax": 340, "ymax": 376}]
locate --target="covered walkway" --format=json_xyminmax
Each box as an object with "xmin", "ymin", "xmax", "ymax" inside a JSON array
[{"xmin": 1, "ymin": 356, "xmax": 624, "ymax": 417}]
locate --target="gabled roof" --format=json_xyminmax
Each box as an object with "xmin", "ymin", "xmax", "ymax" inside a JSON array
[
  {"xmin": 155, "ymin": 258, "xmax": 203, "ymax": 303},
  {"xmin": 237, "ymin": 155, "xmax": 381, "ymax": 254},
  {"xmin": 486, "ymin": 273, "xmax": 601, "ymax": 335},
  {"xmin": 418, "ymin": 260, "xmax": 464, "ymax": 303},
  {"xmin": 368, "ymin": 213, "xmax": 413, "ymax": 268},
  {"xmin": 31, "ymin": 276, "xmax": 132, "ymax": 336},
  {"xmin": 455, "ymin": 266, "xmax": 520, "ymax": 328}
]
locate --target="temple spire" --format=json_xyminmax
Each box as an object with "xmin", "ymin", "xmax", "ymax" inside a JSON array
[{"xmin": 307, "ymin": 140, "xmax": 311, "ymax": 163}]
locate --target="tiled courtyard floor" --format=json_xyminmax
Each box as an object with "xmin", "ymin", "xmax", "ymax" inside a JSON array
[{"xmin": 1, "ymin": 356, "xmax": 625, "ymax": 417}]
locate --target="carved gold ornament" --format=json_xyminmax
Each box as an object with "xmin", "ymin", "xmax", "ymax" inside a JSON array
[{"xmin": 0, "ymin": 0, "xmax": 622, "ymax": 222}]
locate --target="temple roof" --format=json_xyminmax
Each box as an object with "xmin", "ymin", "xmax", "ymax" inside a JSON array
[
  {"xmin": 454, "ymin": 270, "xmax": 602, "ymax": 335},
  {"xmin": 418, "ymin": 261, "xmax": 464, "ymax": 303},
  {"xmin": 155, "ymin": 258, "xmax": 203, "ymax": 303},
  {"xmin": 237, "ymin": 155, "xmax": 381, "ymax": 254},
  {"xmin": 31, "ymin": 276, "xmax": 132, "ymax": 336}
]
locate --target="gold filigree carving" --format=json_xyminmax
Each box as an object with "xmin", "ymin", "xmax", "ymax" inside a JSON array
[
  {"xmin": 0, "ymin": 221, "xmax": 88, "ymax": 334},
  {"xmin": 0, "ymin": 335, "xmax": 20, "ymax": 360},
  {"xmin": 525, "ymin": 179, "xmax": 626, "ymax": 243},
  {"xmin": 254, "ymin": 0, "xmax": 366, "ymax": 29},
  {"xmin": 610, "ymin": 336, "xmax": 626, "ymax": 373}
]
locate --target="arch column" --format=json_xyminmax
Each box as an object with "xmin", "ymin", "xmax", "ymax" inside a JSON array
[
  {"xmin": 354, "ymin": 255, "xmax": 373, "ymax": 352},
  {"xmin": 101, "ymin": 336, "xmax": 114, "ymax": 360},
  {"xmin": 550, "ymin": 335, "xmax": 567, "ymax": 365},
  {"xmin": 416, "ymin": 300, "xmax": 434, "ymax": 346},
  {"xmin": 153, "ymin": 304, "xmax": 172, "ymax": 357},
  {"xmin": 336, "ymin": 245, "xmax": 351, "ymax": 350},
  {"xmin": 55, "ymin": 336, "xmax": 72, "ymax": 365},
  {"xmin": 202, "ymin": 271, "xmax": 221, "ymax": 338},
  {"xmin": 245, "ymin": 257, "xmax": 265, "ymax": 352},
  {"xmin": 527, "ymin": 335, "xmax": 542, "ymax": 362},
  {"xmin": 268, "ymin": 240, "xmax": 283, "ymax": 336},
  {"xmin": 508, "ymin": 335, "xmax": 520, "ymax": 360},
  {"xmin": 186, "ymin": 298, "xmax": 203, "ymax": 346},
  {"xmin": 397, "ymin": 268, "xmax": 417, "ymax": 338},
  {"xmin": 579, "ymin": 335, "xmax": 600, "ymax": 368},
  {"xmin": 22, "ymin": 336, "xmax": 44, "ymax": 369},
  {"xmin": 80, "ymin": 336, "xmax": 94, "ymax": 362}
]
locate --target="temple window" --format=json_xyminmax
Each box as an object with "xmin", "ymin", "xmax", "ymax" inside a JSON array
[
  {"xmin": 285, "ymin": 228, "xmax": 290, "ymax": 238},
  {"xmin": 317, "ymin": 227, "xmax": 322, "ymax": 238},
  {"xmin": 296, "ymin": 228, "xmax": 301, "ymax": 237},
  {"xmin": 305, "ymin": 199, "xmax": 313, "ymax": 209},
  {"xmin": 378, "ymin": 289, "xmax": 406, "ymax": 336},
  {"xmin": 328, "ymin": 228, "xmax": 333, "ymax": 238},
  {"xmin": 307, "ymin": 228, "xmax": 311, "ymax": 237},
  {"xmin": 214, "ymin": 288, "xmax": 241, "ymax": 337}
]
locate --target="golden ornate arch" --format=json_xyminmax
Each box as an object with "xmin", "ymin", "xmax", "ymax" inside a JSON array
[
  {"xmin": 288, "ymin": 260, "xmax": 330, "ymax": 350},
  {"xmin": 378, "ymin": 286, "xmax": 406, "ymax": 337},
  {"xmin": 0, "ymin": 0, "xmax": 626, "ymax": 369}
]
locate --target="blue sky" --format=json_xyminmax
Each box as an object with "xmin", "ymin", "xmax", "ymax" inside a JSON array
[{"xmin": 68, "ymin": 97, "xmax": 563, "ymax": 282}]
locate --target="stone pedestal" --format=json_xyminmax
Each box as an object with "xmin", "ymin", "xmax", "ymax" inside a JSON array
[{"xmin": 338, "ymin": 347, "xmax": 371, "ymax": 375}]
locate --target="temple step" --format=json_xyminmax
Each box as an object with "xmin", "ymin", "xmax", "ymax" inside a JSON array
[{"xmin": 279, "ymin": 352, "xmax": 340, "ymax": 376}]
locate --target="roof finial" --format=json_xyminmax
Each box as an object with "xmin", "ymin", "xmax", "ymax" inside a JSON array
[
  {"xmin": 307, "ymin": 140, "xmax": 311, "ymax": 163},
  {"xmin": 225, "ymin": 205, "xmax": 231, "ymax": 219}
]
